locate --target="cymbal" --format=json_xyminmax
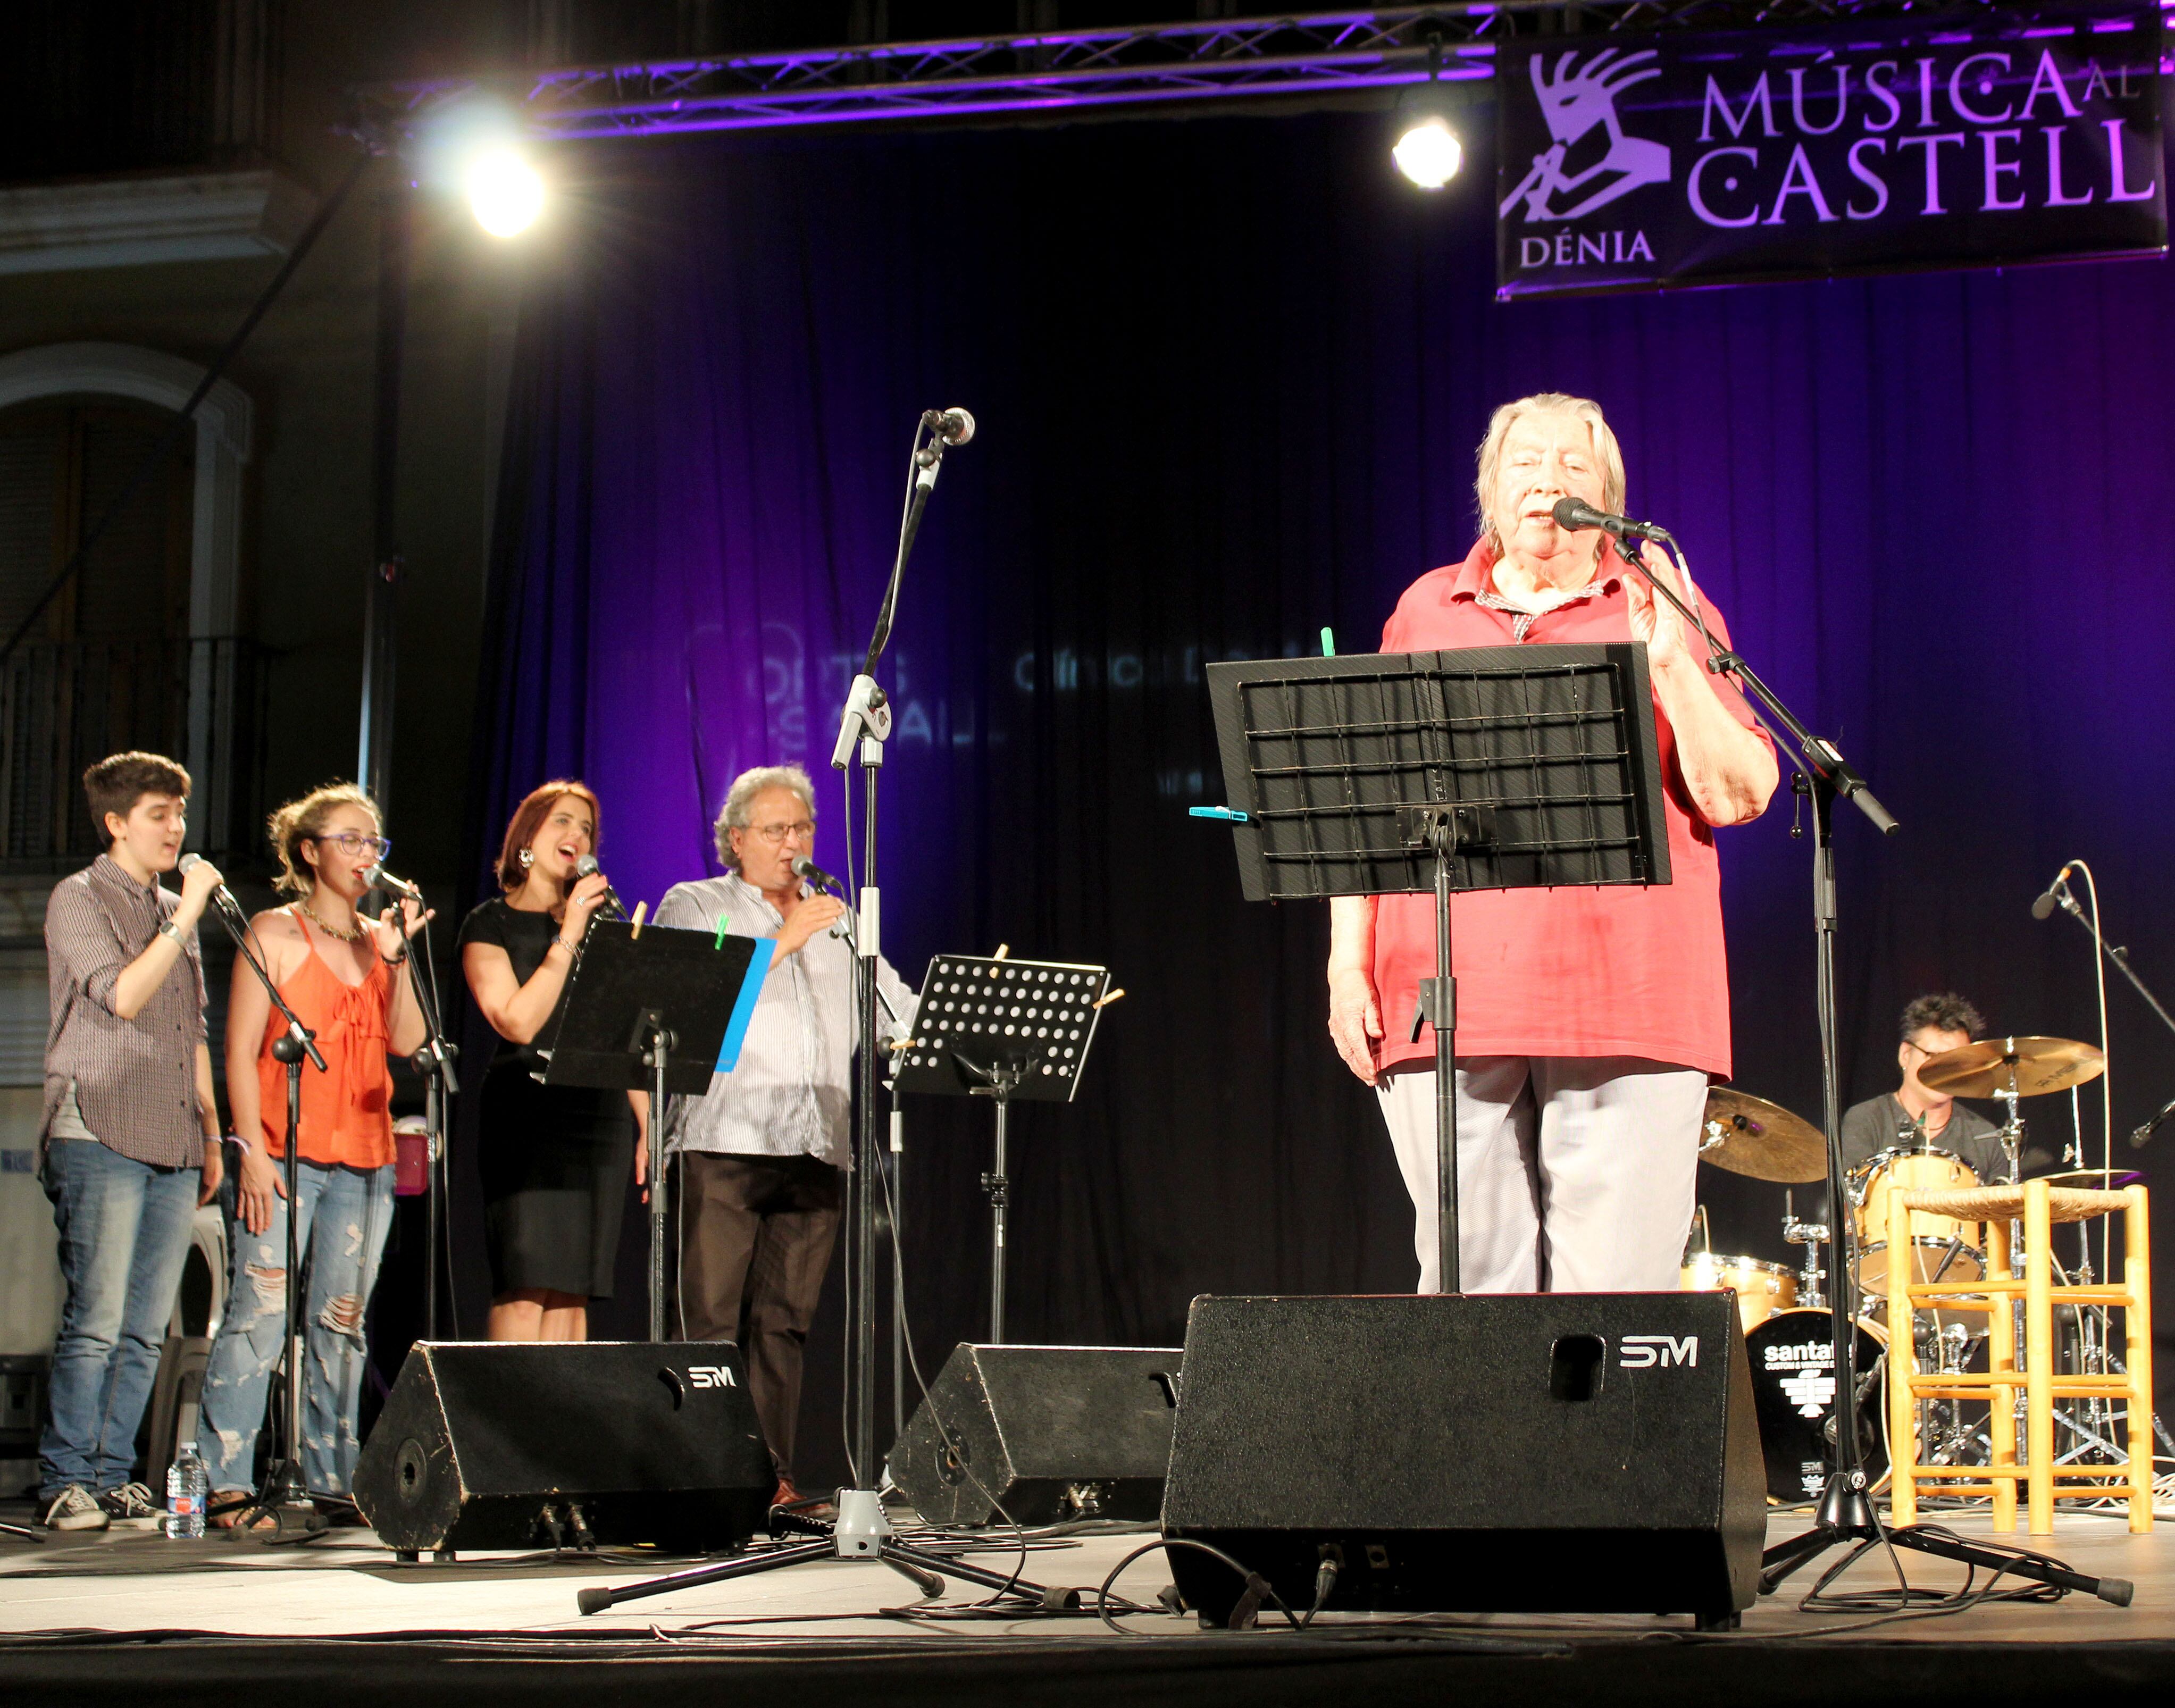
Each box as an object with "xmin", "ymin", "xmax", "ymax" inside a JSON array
[
  {"xmin": 1699, "ymin": 1088, "xmax": 1828, "ymax": 1182},
  {"xmin": 2027, "ymin": 1167, "xmax": 2142, "ymax": 1191},
  {"xmin": 1917, "ymin": 1036, "xmax": 2106, "ymax": 1099}
]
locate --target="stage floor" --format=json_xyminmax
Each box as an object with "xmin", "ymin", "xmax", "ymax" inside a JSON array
[{"xmin": 3, "ymin": 1503, "xmax": 2173, "ymax": 1704}]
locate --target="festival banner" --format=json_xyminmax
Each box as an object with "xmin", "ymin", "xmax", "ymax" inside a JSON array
[{"xmin": 1495, "ymin": 5, "xmax": 2165, "ymax": 297}]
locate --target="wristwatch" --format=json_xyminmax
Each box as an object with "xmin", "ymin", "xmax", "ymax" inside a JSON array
[{"xmin": 157, "ymin": 917, "xmax": 186, "ymax": 947}]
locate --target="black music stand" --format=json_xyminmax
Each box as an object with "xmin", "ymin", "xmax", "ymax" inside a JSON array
[
  {"xmin": 894, "ymin": 953, "xmax": 1112, "ymax": 1342},
  {"xmin": 1204, "ymin": 644, "xmax": 1671, "ymax": 1294},
  {"xmin": 540, "ymin": 921, "xmax": 768, "ymax": 1340}
]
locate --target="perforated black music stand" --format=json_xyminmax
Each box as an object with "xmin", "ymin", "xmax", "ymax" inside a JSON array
[
  {"xmin": 1204, "ymin": 643, "xmax": 1671, "ymax": 1294},
  {"xmin": 541, "ymin": 921, "xmax": 768, "ymax": 1339},
  {"xmin": 894, "ymin": 953, "xmax": 1111, "ymax": 1341}
]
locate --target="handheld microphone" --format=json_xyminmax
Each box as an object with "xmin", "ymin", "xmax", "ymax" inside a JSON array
[
  {"xmin": 792, "ymin": 855, "xmax": 843, "ymax": 893},
  {"xmin": 361, "ymin": 863, "xmax": 422, "ymax": 899},
  {"xmin": 924, "ymin": 406, "xmax": 975, "ymax": 447},
  {"xmin": 572, "ymin": 854, "xmax": 629, "ymax": 922},
  {"xmin": 178, "ymin": 852, "xmax": 246, "ymax": 919},
  {"xmin": 2030, "ymin": 863, "xmax": 2076, "ymax": 922},
  {"xmin": 1550, "ymin": 496, "xmax": 1670, "ymax": 541}
]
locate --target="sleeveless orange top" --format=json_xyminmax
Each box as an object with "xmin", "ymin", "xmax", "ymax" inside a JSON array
[{"xmin": 256, "ymin": 909, "xmax": 396, "ymax": 1169}]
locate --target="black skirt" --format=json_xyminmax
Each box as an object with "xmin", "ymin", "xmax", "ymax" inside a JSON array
[{"xmin": 477, "ymin": 1059, "xmax": 633, "ymax": 1300}]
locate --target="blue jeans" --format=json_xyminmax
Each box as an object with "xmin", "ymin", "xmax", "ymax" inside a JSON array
[
  {"xmin": 200, "ymin": 1158, "xmax": 394, "ymax": 1496},
  {"xmin": 39, "ymin": 1137, "xmax": 202, "ymax": 1497}
]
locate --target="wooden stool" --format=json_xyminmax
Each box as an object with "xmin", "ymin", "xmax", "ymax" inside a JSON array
[{"xmin": 1884, "ymin": 1179, "xmax": 2152, "ymax": 1535}]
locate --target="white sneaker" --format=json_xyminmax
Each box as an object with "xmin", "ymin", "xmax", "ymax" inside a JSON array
[
  {"xmin": 40, "ymin": 1484, "xmax": 110, "ymax": 1532},
  {"xmin": 98, "ymin": 1481, "xmax": 162, "ymax": 1529}
]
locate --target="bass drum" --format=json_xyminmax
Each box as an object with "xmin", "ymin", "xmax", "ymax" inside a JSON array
[{"xmin": 1743, "ymin": 1309, "xmax": 1889, "ymax": 1505}]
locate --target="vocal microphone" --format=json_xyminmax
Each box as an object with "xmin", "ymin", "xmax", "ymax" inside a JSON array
[
  {"xmin": 1550, "ymin": 496, "xmax": 1670, "ymax": 541},
  {"xmin": 177, "ymin": 852, "xmax": 246, "ymax": 918},
  {"xmin": 923, "ymin": 407, "xmax": 975, "ymax": 447},
  {"xmin": 2029, "ymin": 863, "xmax": 2076, "ymax": 922},
  {"xmin": 361, "ymin": 862, "xmax": 422, "ymax": 899},
  {"xmin": 572, "ymin": 854, "xmax": 630, "ymax": 922},
  {"xmin": 2130, "ymin": 1091, "xmax": 2175, "ymax": 1150},
  {"xmin": 792, "ymin": 855, "xmax": 843, "ymax": 893}
]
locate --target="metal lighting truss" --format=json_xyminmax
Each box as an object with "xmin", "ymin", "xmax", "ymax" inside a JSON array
[{"xmin": 357, "ymin": 2, "xmax": 2060, "ymax": 143}]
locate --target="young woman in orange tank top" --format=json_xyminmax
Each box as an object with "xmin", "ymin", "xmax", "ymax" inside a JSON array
[{"xmin": 200, "ymin": 784, "xmax": 429, "ymax": 1523}]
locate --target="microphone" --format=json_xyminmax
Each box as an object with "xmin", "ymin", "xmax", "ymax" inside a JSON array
[
  {"xmin": 572, "ymin": 854, "xmax": 629, "ymax": 922},
  {"xmin": 362, "ymin": 863, "xmax": 422, "ymax": 899},
  {"xmin": 177, "ymin": 852, "xmax": 246, "ymax": 919},
  {"xmin": 925, "ymin": 407, "xmax": 975, "ymax": 447},
  {"xmin": 792, "ymin": 855, "xmax": 842, "ymax": 893},
  {"xmin": 2030, "ymin": 863, "xmax": 2076, "ymax": 921},
  {"xmin": 2130, "ymin": 1092, "xmax": 2175, "ymax": 1150},
  {"xmin": 1550, "ymin": 496, "xmax": 1669, "ymax": 540}
]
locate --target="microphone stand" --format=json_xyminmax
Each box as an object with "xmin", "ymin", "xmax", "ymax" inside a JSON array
[
  {"xmin": 397, "ymin": 891, "xmax": 460, "ymax": 1337},
  {"xmin": 2037, "ymin": 880, "xmax": 2175, "ymax": 1150},
  {"xmin": 579, "ymin": 412, "xmax": 1059, "ymax": 1618},
  {"xmin": 199, "ymin": 889, "xmax": 329, "ymax": 1535},
  {"xmin": 1612, "ymin": 530, "xmax": 2127, "ymax": 1607}
]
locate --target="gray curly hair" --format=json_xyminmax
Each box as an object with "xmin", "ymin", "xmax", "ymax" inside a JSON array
[
  {"xmin": 1473, "ymin": 391, "xmax": 1627, "ymax": 556},
  {"xmin": 715, "ymin": 764, "xmax": 816, "ymax": 865}
]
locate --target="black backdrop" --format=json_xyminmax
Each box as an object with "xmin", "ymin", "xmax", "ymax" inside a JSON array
[{"xmin": 423, "ymin": 104, "xmax": 2175, "ymax": 1486}]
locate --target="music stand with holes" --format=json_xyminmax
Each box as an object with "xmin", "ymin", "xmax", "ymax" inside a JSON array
[
  {"xmin": 894, "ymin": 955, "xmax": 1112, "ymax": 1342},
  {"xmin": 539, "ymin": 921, "xmax": 769, "ymax": 1340},
  {"xmin": 1204, "ymin": 644, "xmax": 1671, "ymax": 1295}
]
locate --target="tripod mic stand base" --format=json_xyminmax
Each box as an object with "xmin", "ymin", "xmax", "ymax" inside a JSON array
[
  {"xmin": 1760, "ymin": 1472, "xmax": 2133, "ymax": 1605},
  {"xmin": 576, "ymin": 1485, "xmax": 1070, "ymax": 1615}
]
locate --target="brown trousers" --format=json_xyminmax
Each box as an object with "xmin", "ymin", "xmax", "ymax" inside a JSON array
[{"xmin": 677, "ymin": 1151, "xmax": 843, "ymax": 1481}]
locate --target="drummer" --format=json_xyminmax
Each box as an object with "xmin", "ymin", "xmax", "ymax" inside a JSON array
[{"xmin": 1841, "ymin": 993, "xmax": 2049, "ymax": 1183}]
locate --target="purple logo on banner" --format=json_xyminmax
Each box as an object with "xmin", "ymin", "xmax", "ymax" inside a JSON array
[{"xmin": 1495, "ymin": 5, "xmax": 2165, "ymax": 297}]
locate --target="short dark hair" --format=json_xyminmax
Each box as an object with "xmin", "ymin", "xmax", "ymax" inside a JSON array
[
  {"xmin": 82, "ymin": 751, "xmax": 191, "ymax": 849},
  {"xmin": 1901, "ymin": 992, "xmax": 1982, "ymax": 1043}
]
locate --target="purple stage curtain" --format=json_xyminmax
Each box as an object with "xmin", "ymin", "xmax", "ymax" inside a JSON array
[{"xmin": 472, "ymin": 112, "xmax": 2175, "ymax": 1466}]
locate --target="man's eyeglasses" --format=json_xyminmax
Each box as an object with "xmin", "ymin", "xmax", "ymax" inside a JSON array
[
  {"xmin": 749, "ymin": 820, "xmax": 815, "ymax": 845},
  {"xmin": 310, "ymin": 832, "xmax": 392, "ymax": 859}
]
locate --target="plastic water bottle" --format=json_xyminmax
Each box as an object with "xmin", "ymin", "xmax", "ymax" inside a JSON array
[{"xmin": 165, "ymin": 1441, "xmax": 208, "ymax": 1538}]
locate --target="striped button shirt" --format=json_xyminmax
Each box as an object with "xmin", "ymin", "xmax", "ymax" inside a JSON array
[{"xmin": 43, "ymin": 854, "xmax": 210, "ymax": 1168}]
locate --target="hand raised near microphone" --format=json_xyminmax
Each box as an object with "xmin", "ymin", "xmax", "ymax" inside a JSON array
[
  {"xmin": 1622, "ymin": 539, "xmax": 1694, "ymax": 672},
  {"xmin": 774, "ymin": 895, "xmax": 847, "ymax": 958},
  {"xmin": 562, "ymin": 872, "xmax": 615, "ymax": 935},
  {"xmin": 362, "ymin": 895, "xmax": 436, "ymax": 962},
  {"xmin": 174, "ymin": 855, "xmax": 225, "ymax": 927}
]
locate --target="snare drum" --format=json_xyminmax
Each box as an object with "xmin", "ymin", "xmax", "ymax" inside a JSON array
[
  {"xmin": 1848, "ymin": 1147, "xmax": 1984, "ymax": 1296},
  {"xmin": 1679, "ymin": 1252, "xmax": 1797, "ymax": 1333}
]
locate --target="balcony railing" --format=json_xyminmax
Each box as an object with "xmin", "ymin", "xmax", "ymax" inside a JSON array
[{"xmin": 0, "ymin": 636, "xmax": 267, "ymax": 870}]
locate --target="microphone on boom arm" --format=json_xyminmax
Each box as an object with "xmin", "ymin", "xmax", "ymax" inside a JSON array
[
  {"xmin": 2030, "ymin": 863, "xmax": 2077, "ymax": 922},
  {"xmin": 1551, "ymin": 496, "xmax": 1671, "ymax": 541},
  {"xmin": 573, "ymin": 854, "xmax": 630, "ymax": 922},
  {"xmin": 792, "ymin": 855, "xmax": 843, "ymax": 894}
]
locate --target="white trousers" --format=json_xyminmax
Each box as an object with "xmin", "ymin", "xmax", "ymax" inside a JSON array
[{"xmin": 1376, "ymin": 1057, "xmax": 1708, "ymax": 1293}]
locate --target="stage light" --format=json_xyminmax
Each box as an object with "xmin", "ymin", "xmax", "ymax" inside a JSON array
[
  {"xmin": 466, "ymin": 148, "xmax": 545, "ymax": 237},
  {"xmin": 1393, "ymin": 36, "xmax": 1463, "ymax": 191},
  {"xmin": 1393, "ymin": 115, "xmax": 1463, "ymax": 190}
]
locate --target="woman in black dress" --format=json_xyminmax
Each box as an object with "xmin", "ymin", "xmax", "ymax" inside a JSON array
[{"xmin": 458, "ymin": 781, "xmax": 647, "ymax": 1340}]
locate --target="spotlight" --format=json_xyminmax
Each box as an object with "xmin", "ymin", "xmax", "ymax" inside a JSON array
[
  {"xmin": 415, "ymin": 97, "xmax": 547, "ymax": 237},
  {"xmin": 466, "ymin": 148, "xmax": 545, "ymax": 237},
  {"xmin": 1393, "ymin": 36, "xmax": 1463, "ymax": 191},
  {"xmin": 1394, "ymin": 115, "xmax": 1463, "ymax": 191}
]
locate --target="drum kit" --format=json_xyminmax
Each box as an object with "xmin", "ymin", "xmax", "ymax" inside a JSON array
[{"xmin": 1681, "ymin": 1036, "xmax": 2132, "ymax": 1504}]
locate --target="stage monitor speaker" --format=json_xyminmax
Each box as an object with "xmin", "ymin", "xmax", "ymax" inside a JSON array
[
  {"xmin": 1160, "ymin": 1294, "xmax": 1764, "ymax": 1629},
  {"xmin": 890, "ymin": 1343, "xmax": 1183, "ymax": 1526},
  {"xmin": 353, "ymin": 1341, "xmax": 771, "ymax": 1555}
]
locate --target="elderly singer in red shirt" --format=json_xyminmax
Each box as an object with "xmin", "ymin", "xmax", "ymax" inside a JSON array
[{"xmin": 1327, "ymin": 392, "xmax": 1779, "ymax": 1294}]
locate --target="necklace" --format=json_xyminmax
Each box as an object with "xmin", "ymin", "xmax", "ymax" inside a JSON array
[{"xmin": 297, "ymin": 899, "xmax": 367, "ymax": 943}]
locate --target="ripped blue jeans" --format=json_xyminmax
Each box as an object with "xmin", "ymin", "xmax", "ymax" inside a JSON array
[{"xmin": 200, "ymin": 1158, "xmax": 394, "ymax": 1497}]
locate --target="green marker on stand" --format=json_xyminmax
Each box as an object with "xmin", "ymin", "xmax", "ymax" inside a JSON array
[{"xmin": 1320, "ymin": 626, "xmax": 1336, "ymax": 658}]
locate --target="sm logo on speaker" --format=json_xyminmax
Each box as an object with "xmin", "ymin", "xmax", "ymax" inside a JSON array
[
  {"xmin": 687, "ymin": 1366, "xmax": 738, "ymax": 1388},
  {"xmin": 1619, "ymin": 1334, "xmax": 1699, "ymax": 1369}
]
